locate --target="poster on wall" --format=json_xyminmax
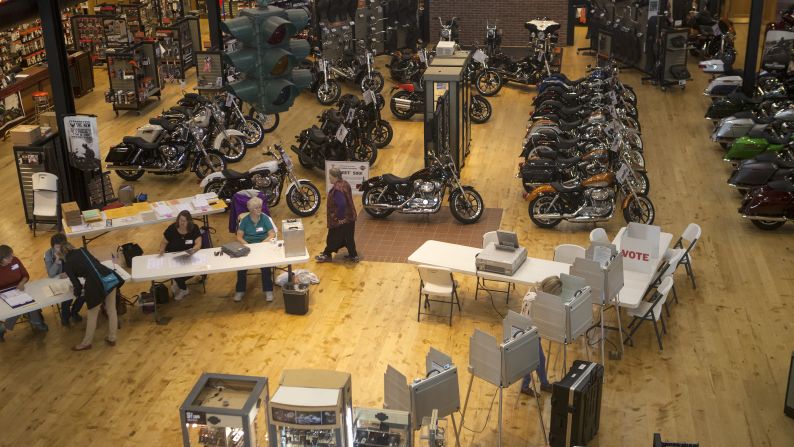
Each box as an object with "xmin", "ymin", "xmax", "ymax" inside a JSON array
[
  {"xmin": 62, "ymin": 114, "xmax": 101, "ymax": 172},
  {"xmin": 324, "ymin": 161, "xmax": 370, "ymax": 196}
]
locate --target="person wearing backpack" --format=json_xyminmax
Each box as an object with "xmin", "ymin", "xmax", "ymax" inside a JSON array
[
  {"xmin": 44, "ymin": 233, "xmax": 84, "ymax": 326},
  {"xmin": 62, "ymin": 243, "xmax": 124, "ymax": 351}
]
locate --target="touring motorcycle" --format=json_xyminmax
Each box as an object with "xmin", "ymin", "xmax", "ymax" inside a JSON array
[
  {"xmin": 358, "ymin": 150, "xmax": 485, "ymax": 224},
  {"xmin": 200, "ymin": 144, "xmax": 321, "ymax": 217},
  {"xmin": 291, "ymin": 109, "xmax": 378, "ymax": 169},
  {"xmin": 738, "ymin": 179, "xmax": 794, "ymax": 230}
]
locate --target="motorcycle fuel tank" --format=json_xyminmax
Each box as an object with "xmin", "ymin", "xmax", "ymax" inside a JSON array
[
  {"xmin": 581, "ymin": 172, "xmax": 614, "ymax": 188},
  {"xmin": 725, "ymin": 137, "xmax": 783, "ymax": 161}
]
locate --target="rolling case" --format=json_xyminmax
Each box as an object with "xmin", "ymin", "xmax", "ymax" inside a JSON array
[{"xmin": 549, "ymin": 360, "xmax": 604, "ymax": 447}]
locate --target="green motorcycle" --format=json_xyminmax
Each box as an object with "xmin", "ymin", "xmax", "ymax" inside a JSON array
[{"xmin": 724, "ymin": 131, "xmax": 790, "ymax": 164}]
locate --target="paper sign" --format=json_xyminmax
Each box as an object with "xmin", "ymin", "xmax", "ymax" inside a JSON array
[
  {"xmin": 325, "ymin": 160, "xmax": 370, "ymax": 196},
  {"xmin": 63, "ymin": 115, "xmax": 101, "ymax": 172},
  {"xmin": 616, "ymin": 163, "xmax": 631, "ymax": 182},
  {"xmin": 346, "ymin": 108, "xmax": 355, "ymax": 123},
  {"xmin": 335, "ymin": 124, "xmax": 348, "ymax": 143},
  {"xmin": 364, "ymin": 89, "xmax": 376, "ymax": 105},
  {"xmin": 225, "ymin": 94, "xmax": 234, "ymax": 107},
  {"xmin": 472, "ymin": 49, "xmax": 487, "ymax": 63}
]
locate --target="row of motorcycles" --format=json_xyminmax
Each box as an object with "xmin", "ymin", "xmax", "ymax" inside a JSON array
[
  {"xmin": 704, "ymin": 73, "xmax": 794, "ymax": 230},
  {"xmin": 518, "ymin": 61, "xmax": 654, "ymax": 228}
]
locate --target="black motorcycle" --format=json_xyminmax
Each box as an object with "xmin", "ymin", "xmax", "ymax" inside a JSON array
[
  {"xmin": 439, "ymin": 16, "xmax": 460, "ymax": 42},
  {"xmin": 312, "ymin": 47, "xmax": 384, "ymax": 105},
  {"xmin": 387, "ymin": 44, "xmax": 427, "ymax": 84},
  {"xmin": 105, "ymin": 119, "xmax": 226, "ymax": 181},
  {"xmin": 390, "ymin": 82, "xmax": 492, "ymax": 124},
  {"xmin": 727, "ymin": 151, "xmax": 794, "ymax": 190},
  {"xmin": 200, "ymin": 144, "xmax": 322, "ymax": 217},
  {"xmin": 358, "ymin": 150, "xmax": 484, "ymax": 224},
  {"xmin": 291, "ymin": 109, "xmax": 378, "ymax": 169},
  {"xmin": 338, "ymin": 93, "xmax": 393, "ymax": 148}
]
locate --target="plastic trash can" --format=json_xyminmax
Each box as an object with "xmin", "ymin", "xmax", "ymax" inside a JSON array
[{"xmin": 283, "ymin": 283, "xmax": 309, "ymax": 315}]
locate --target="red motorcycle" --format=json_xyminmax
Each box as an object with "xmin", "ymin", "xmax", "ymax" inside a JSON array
[{"xmin": 738, "ymin": 180, "xmax": 794, "ymax": 230}]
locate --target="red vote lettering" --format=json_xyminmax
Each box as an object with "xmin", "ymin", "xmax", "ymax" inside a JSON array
[{"xmin": 621, "ymin": 249, "xmax": 650, "ymax": 261}]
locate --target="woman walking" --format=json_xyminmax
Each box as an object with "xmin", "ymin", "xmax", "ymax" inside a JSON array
[{"xmin": 315, "ymin": 168, "xmax": 359, "ymax": 263}]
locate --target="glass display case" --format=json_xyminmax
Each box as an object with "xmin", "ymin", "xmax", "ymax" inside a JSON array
[
  {"xmin": 353, "ymin": 408, "xmax": 411, "ymax": 447},
  {"xmin": 180, "ymin": 373, "xmax": 270, "ymax": 447}
]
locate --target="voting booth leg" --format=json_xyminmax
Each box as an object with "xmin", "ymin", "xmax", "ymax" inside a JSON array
[
  {"xmin": 613, "ymin": 302, "xmax": 626, "ymax": 359},
  {"xmin": 450, "ymin": 412, "xmax": 461, "ymax": 447},
  {"xmin": 498, "ymin": 387, "xmax": 503, "ymax": 447},
  {"xmin": 530, "ymin": 379, "xmax": 548, "ymax": 445},
  {"xmin": 458, "ymin": 371, "xmax": 476, "ymax": 439}
]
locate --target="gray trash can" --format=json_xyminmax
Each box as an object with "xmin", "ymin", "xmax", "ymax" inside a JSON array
[{"xmin": 282, "ymin": 283, "xmax": 309, "ymax": 315}]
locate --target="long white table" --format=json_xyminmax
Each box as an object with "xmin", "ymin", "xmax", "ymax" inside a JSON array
[
  {"xmin": 612, "ymin": 227, "xmax": 674, "ymax": 309},
  {"xmin": 0, "ymin": 278, "xmax": 75, "ymax": 321},
  {"xmin": 64, "ymin": 195, "xmax": 226, "ymax": 247},
  {"xmin": 407, "ymin": 240, "xmax": 570, "ymax": 286}
]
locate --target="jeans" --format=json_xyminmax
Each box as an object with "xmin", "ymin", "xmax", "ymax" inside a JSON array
[
  {"xmin": 521, "ymin": 344, "xmax": 550, "ymax": 390},
  {"xmin": 80, "ymin": 291, "xmax": 118, "ymax": 346},
  {"xmin": 236, "ymin": 268, "xmax": 273, "ymax": 293},
  {"xmin": 173, "ymin": 276, "xmax": 194, "ymax": 290},
  {"xmin": 4, "ymin": 310, "xmax": 46, "ymax": 331},
  {"xmin": 60, "ymin": 294, "xmax": 85, "ymax": 324}
]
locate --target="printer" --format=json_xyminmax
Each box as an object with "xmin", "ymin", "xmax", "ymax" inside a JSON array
[{"xmin": 475, "ymin": 231, "xmax": 528, "ymax": 276}]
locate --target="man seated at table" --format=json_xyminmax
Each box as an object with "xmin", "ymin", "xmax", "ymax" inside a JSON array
[
  {"xmin": 45, "ymin": 233, "xmax": 84, "ymax": 326},
  {"xmin": 234, "ymin": 197, "xmax": 276, "ymax": 303},
  {"xmin": 0, "ymin": 245, "xmax": 48, "ymax": 341}
]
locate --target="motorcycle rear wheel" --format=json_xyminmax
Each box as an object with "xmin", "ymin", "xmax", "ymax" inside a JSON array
[
  {"xmin": 194, "ymin": 151, "xmax": 227, "ymax": 179},
  {"xmin": 390, "ymin": 91, "xmax": 415, "ymax": 120},
  {"xmin": 528, "ymin": 194, "xmax": 563, "ymax": 228},
  {"xmin": 317, "ymin": 80, "xmax": 342, "ymax": 105},
  {"xmin": 362, "ymin": 187, "xmax": 394, "ymax": 218},
  {"xmin": 353, "ymin": 141, "xmax": 378, "ymax": 165},
  {"xmin": 371, "ymin": 120, "xmax": 393, "ymax": 148},
  {"xmin": 751, "ymin": 219, "xmax": 785, "ymax": 230},
  {"xmin": 218, "ymin": 135, "xmax": 247, "ymax": 163},
  {"xmin": 116, "ymin": 169, "xmax": 145, "ymax": 181},
  {"xmin": 250, "ymin": 109, "xmax": 280, "ymax": 133},
  {"xmin": 240, "ymin": 118, "xmax": 264, "ymax": 148},
  {"xmin": 622, "ymin": 195, "xmax": 655, "ymax": 225},
  {"xmin": 203, "ymin": 179, "xmax": 226, "ymax": 197},
  {"xmin": 470, "ymin": 96, "xmax": 492, "ymax": 124},
  {"xmin": 449, "ymin": 187, "xmax": 484, "ymax": 224},
  {"xmin": 286, "ymin": 180, "xmax": 322, "ymax": 217},
  {"xmin": 476, "ymin": 70, "xmax": 502, "ymax": 96}
]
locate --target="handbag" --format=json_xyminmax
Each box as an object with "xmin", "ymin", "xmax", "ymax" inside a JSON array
[
  {"xmin": 81, "ymin": 249, "xmax": 121, "ymax": 295},
  {"xmin": 119, "ymin": 243, "xmax": 143, "ymax": 268}
]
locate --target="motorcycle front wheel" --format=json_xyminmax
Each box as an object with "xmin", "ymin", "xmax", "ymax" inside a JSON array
[
  {"xmin": 371, "ymin": 119, "xmax": 393, "ymax": 148},
  {"xmin": 240, "ymin": 118, "xmax": 265, "ymax": 148},
  {"xmin": 623, "ymin": 195, "xmax": 655, "ymax": 225},
  {"xmin": 250, "ymin": 109, "xmax": 280, "ymax": 133},
  {"xmin": 623, "ymin": 116, "xmax": 642, "ymax": 134},
  {"xmin": 627, "ymin": 171, "xmax": 650, "ymax": 195},
  {"xmin": 286, "ymin": 180, "xmax": 322, "ymax": 217},
  {"xmin": 751, "ymin": 219, "xmax": 785, "ymax": 230},
  {"xmin": 390, "ymin": 91, "xmax": 415, "ymax": 120},
  {"xmin": 361, "ymin": 71, "xmax": 385, "ymax": 93},
  {"xmin": 116, "ymin": 169, "xmax": 145, "ymax": 181},
  {"xmin": 218, "ymin": 135, "xmax": 247, "ymax": 163},
  {"xmin": 317, "ymin": 80, "xmax": 342, "ymax": 105},
  {"xmin": 194, "ymin": 151, "xmax": 227, "ymax": 179},
  {"xmin": 475, "ymin": 70, "xmax": 502, "ymax": 96},
  {"xmin": 353, "ymin": 141, "xmax": 378, "ymax": 165},
  {"xmin": 528, "ymin": 194, "xmax": 563, "ymax": 228},
  {"xmin": 449, "ymin": 187, "xmax": 484, "ymax": 224},
  {"xmin": 362, "ymin": 187, "xmax": 394, "ymax": 218},
  {"xmin": 203, "ymin": 179, "xmax": 227, "ymax": 198},
  {"xmin": 470, "ymin": 96, "xmax": 492, "ymax": 124}
]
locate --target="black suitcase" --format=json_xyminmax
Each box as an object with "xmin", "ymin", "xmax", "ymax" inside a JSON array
[{"xmin": 549, "ymin": 360, "xmax": 604, "ymax": 447}]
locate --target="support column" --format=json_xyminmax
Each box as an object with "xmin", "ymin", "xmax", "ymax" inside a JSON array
[
  {"xmin": 742, "ymin": 0, "xmax": 765, "ymax": 96},
  {"xmin": 207, "ymin": 0, "xmax": 223, "ymax": 50}
]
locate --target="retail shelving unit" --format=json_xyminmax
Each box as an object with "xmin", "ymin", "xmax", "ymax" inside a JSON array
[
  {"xmin": 106, "ymin": 42, "xmax": 161, "ymax": 116},
  {"xmin": 155, "ymin": 16, "xmax": 200, "ymax": 82},
  {"xmin": 103, "ymin": 16, "xmax": 133, "ymax": 50},
  {"xmin": 195, "ymin": 50, "xmax": 223, "ymax": 93},
  {"xmin": 119, "ymin": 2, "xmax": 157, "ymax": 36},
  {"xmin": 155, "ymin": 0, "xmax": 188, "ymax": 24},
  {"xmin": 72, "ymin": 15, "xmax": 108, "ymax": 65}
]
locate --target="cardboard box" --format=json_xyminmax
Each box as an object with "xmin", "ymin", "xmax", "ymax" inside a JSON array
[
  {"xmin": 10, "ymin": 125, "xmax": 42, "ymax": 146},
  {"xmin": 39, "ymin": 111, "xmax": 58, "ymax": 131},
  {"xmin": 62, "ymin": 201, "xmax": 82, "ymax": 227}
]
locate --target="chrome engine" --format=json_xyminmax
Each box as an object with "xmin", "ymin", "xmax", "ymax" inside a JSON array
[
  {"xmin": 581, "ymin": 188, "xmax": 614, "ymax": 217},
  {"xmin": 251, "ymin": 172, "xmax": 281, "ymax": 198},
  {"xmin": 159, "ymin": 144, "xmax": 187, "ymax": 170},
  {"xmin": 405, "ymin": 180, "xmax": 442, "ymax": 212}
]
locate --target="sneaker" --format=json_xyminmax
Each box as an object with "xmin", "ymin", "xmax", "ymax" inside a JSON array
[
  {"xmin": 233, "ymin": 292, "xmax": 245, "ymax": 302},
  {"xmin": 315, "ymin": 254, "xmax": 332, "ymax": 263},
  {"xmin": 171, "ymin": 282, "xmax": 180, "ymax": 297},
  {"xmin": 520, "ymin": 386, "xmax": 537, "ymax": 397},
  {"xmin": 33, "ymin": 323, "xmax": 49, "ymax": 333},
  {"xmin": 70, "ymin": 314, "xmax": 83, "ymax": 324},
  {"xmin": 265, "ymin": 291, "xmax": 274, "ymax": 302},
  {"xmin": 540, "ymin": 382, "xmax": 553, "ymax": 393},
  {"xmin": 345, "ymin": 255, "xmax": 360, "ymax": 263},
  {"xmin": 174, "ymin": 288, "xmax": 189, "ymax": 301}
]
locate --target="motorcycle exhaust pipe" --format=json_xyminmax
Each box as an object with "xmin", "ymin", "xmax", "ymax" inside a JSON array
[
  {"xmin": 367, "ymin": 203, "xmax": 401, "ymax": 209},
  {"xmin": 105, "ymin": 164, "xmax": 172, "ymax": 172},
  {"xmin": 392, "ymin": 98, "xmax": 413, "ymax": 112},
  {"xmin": 741, "ymin": 214, "xmax": 788, "ymax": 222}
]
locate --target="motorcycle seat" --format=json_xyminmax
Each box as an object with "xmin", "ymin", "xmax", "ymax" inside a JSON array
[
  {"xmin": 222, "ymin": 168, "xmax": 246, "ymax": 180},
  {"xmin": 698, "ymin": 24, "xmax": 717, "ymax": 35},
  {"xmin": 382, "ymin": 174, "xmax": 409, "ymax": 185},
  {"xmin": 556, "ymin": 156, "xmax": 581, "ymax": 167},
  {"xmin": 558, "ymin": 119, "xmax": 582, "ymax": 131},
  {"xmin": 552, "ymin": 136, "xmax": 579, "ymax": 149},
  {"xmin": 730, "ymin": 92, "xmax": 763, "ymax": 105},
  {"xmin": 148, "ymin": 118, "xmax": 178, "ymax": 132},
  {"xmin": 768, "ymin": 180, "xmax": 794, "ymax": 192},
  {"xmin": 536, "ymin": 146, "xmax": 560, "ymax": 159},
  {"xmin": 561, "ymin": 104, "xmax": 582, "ymax": 115},
  {"xmin": 753, "ymin": 116, "xmax": 775, "ymax": 124},
  {"xmin": 168, "ymin": 105, "xmax": 194, "ymax": 116},
  {"xmin": 123, "ymin": 135, "xmax": 161, "ymax": 150},
  {"xmin": 550, "ymin": 181, "xmax": 583, "ymax": 193},
  {"xmin": 747, "ymin": 127, "xmax": 772, "ymax": 138},
  {"xmin": 309, "ymin": 126, "xmax": 327, "ymax": 144},
  {"xmin": 183, "ymin": 93, "xmax": 201, "ymax": 100},
  {"xmin": 753, "ymin": 152, "xmax": 783, "ymax": 163}
]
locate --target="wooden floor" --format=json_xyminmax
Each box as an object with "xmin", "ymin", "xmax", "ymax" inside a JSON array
[{"xmin": 0, "ymin": 26, "xmax": 793, "ymax": 446}]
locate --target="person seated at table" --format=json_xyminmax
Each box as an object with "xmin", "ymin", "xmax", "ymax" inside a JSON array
[
  {"xmin": 234, "ymin": 197, "xmax": 276, "ymax": 303},
  {"xmin": 45, "ymin": 233, "xmax": 84, "ymax": 326},
  {"xmin": 0, "ymin": 245, "xmax": 48, "ymax": 342},
  {"xmin": 519, "ymin": 275, "xmax": 560, "ymax": 396},
  {"xmin": 159, "ymin": 210, "xmax": 202, "ymax": 301},
  {"xmin": 61, "ymin": 242, "xmax": 124, "ymax": 351}
]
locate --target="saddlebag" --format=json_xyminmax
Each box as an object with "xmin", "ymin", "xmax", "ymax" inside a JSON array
[
  {"xmin": 105, "ymin": 144, "xmax": 141, "ymax": 164},
  {"xmin": 521, "ymin": 159, "xmax": 557, "ymax": 184},
  {"xmin": 728, "ymin": 162, "xmax": 776, "ymax": 186}
]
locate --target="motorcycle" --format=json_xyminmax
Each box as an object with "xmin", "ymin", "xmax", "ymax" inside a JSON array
[
  {"xmin": 105, "ymin": 119, "xmax": 227, "ymax": 181},
  {"xmin": 712, "ymin": 107, "xmax": 794, "ymax": 148},
  {"xmin": 312, "ymin": 46, "xmax": 384, "ymax": 105},
  {"xmin": 727, "ymin": 153, "xmax": 794, "ymax": 191},
  {"xmin": 338, "ymin": 93, "xmax": 393, "ymax": 148},
  {"xmin": 389, "ymin": 82, "xmax": 492, "ymax": 124},
  {"xmin": 523, "ymin": 165, "xmax": 655, "ymax": 228},
  {"xmin": 767, "ymin": 6, "xmax": 794, "ymax": 31},
  {"xmin": 160, "ymin": 97, "xmax": 248, "ymax": 163},
  {"xmin": 687, "ymin": 10, "xmax": 736, "ymax": 65},
  {"xmin": 484, "ymin": 20, "xmax": 560, "ymax": 91},
  {"xmin": 290, "ymin": 109, "xmax": 378, "ymax": 169},
  {"xmin": 703, "ymin": 75, "xmax": 743, "ymax": 98},
  {"xmin": 358, "ymin": 150, "xmax": 484, "ymax": 224},
  {"xmin": 387, "ymin": 44, "xmax": 427, "ymax": 84},
  {"xmin": 738, "ymin": 179, "xmax": 794, "ymax": 230},
  {"xmin": 724, "ymin": 130, "xmax": 792, "ymax": 164},
  {"xmin": 200, "ymin": 144, "xmax": 322, "ymax": 217},
  {"xmin": 439, "ymin": 16, "xmax": 460, "ymax": 42},
  {"xmin": 177, "ymin": 92, "xmax": 264, "ymax": 149}
]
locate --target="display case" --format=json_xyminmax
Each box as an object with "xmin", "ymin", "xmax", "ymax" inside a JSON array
[
  {"xmin": 155, "ymin": 0, "xmax": 189, "ymax": 23},
  {"xmin": 106, "ymin": 42, "xmax": 161, "ymax": 115},
  {"xmin": 353, "ymin": 408, "xmax": 411, "ymax": 447},
  {"xmin": 180, "ymin": 373, "xmax": 270, "ymax": 447},
  {"xmin": 155, "ymin": 17, "xmax": 200, "ymax": 82},
  {"xmin": 103, "ymin": 16, "xmax": 133, "ymax": 50},
  {"xmin": 119, "ymin": 2, "xmax": 157, "ymax": 36},
  {"xmin": 72, "ymin": 15, "xmax": 108, "ymax": 64}
]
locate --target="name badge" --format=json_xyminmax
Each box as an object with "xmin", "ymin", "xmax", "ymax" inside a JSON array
[
  {"xmin": 11, "ymin": 264, "xmax": 19, "ymax": 270},
  {"xmin": 256, "ymin": 227, "xmax": 264, "ymax": 233},
  {"xmin": 185, "ymin": 240, "xmax": 193, "ymax": 245}
]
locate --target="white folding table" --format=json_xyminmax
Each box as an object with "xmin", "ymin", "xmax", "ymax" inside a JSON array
[
  {"xmin": 0, "ymin": 277, "xmax": 75, "ymax": 321},
  {"xmin": 131, "ymin": 242, "xmax": 309, "ymax": 324}
]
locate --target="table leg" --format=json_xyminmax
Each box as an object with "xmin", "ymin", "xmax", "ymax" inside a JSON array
[{"xmin": 287, "ymin": 264, "xmax": 293, "ymax": 282}]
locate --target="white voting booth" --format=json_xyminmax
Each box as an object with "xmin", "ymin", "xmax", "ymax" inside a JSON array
[
  {"xmin": 570, "ymin": 242, "xmax": 625, "ymax": 366},
  {"xmin": 460, "ymin": 311, "xmax": 547, "ymax": 447}
]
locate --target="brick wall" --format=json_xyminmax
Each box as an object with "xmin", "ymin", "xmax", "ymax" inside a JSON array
[{"xmin": 428, "ymin": 0, "xmax": 568, "ymax": 47}]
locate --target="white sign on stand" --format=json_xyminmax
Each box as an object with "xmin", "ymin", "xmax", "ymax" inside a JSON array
[
  {"xmin": 619, "ymin": 222, "xmax": 661, "ymax": 273},
  {"xmin": 324, "ymin": 160, "xmax": 369, "ymax": 196},
  {"xmin": 63, "ymin": 114, "xmax": 101, "ymax": 172}
]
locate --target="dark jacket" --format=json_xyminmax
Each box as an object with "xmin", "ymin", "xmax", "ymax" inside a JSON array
[
  {"xmin": 327, "ymin": 180, "xmax": 356, "ymax": 229},
  {"xmin": 64, "ymin": 248, "xmax": 124, "ymax": 309}
]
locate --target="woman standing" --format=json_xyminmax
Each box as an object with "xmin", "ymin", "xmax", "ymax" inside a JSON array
[
  {"xmin": 44, "ymin": 233, "xmax": 84, "ymax": 326},
  {"xmin": 0, "ymin": 245, "xmax": 48, "ymax": 341},
  {"xmin": 234, "ymin": 197, "xmax": 276, "ymax": 302},
  {"xmin": 62, "ymin": 243, "xmax": 124, "ymax": 351},
  {"xmin": 315, "ymin": 167, "xmax": 359, "ymax": 263},
  {"xmin": 159, "ymin": 210, "xmax": 202, "ymax": 301}
]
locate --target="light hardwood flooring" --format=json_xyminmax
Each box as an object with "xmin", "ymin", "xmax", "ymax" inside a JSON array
[{"xmin": 0, "ymin": 26, "xmax": 793, "ymax": 446}]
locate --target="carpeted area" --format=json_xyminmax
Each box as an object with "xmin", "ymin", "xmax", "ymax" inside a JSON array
[{"xmin": 354, "ymin": 207, "xmax": 503, "ymax": 263}]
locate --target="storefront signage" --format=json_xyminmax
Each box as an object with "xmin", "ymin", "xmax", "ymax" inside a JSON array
[
  {"xmin": 324, "ymin": 161, "xmax": 369, "ymax": 196},
  {"xmin": 62, "ymin": 115, "xmax": 101, "ymax": 172}
]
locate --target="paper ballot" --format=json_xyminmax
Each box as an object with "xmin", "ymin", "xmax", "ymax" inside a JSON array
[{"xmin": 0, "ymin": 289, "xmax": 34, "ymax": 308}]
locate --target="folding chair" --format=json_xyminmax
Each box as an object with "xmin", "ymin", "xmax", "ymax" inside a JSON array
[
  {"xmin": 625, "ymin": 276, "xmax": 674, "ymax": 350},
  {"xmin": 589, "ymin": 227, "xmax": 609, "ymax": 244},
  {"xmin": 670, "ymin": 223, "xmax": 701, "ymax": 288},
  {"xmin": 31, "ymin": 172, "xmax": 60, "ymax": 237},
  {"xmin": 417, "ymin": 265, "xmax": 460, "ymax": 326},
  {"xmin": 553, "ymin": 244, "xmax": 586, "ymax": 264}
]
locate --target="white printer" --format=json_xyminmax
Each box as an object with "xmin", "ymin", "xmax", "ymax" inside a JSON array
[{"xmin": 475, "ymin": 231, "xmax": 528, "ymax": 276}]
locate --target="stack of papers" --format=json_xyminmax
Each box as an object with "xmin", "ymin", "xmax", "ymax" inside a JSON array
[
  {"xmin": 152, "ymin": 202, "xmax": 176, "ymax": 219},
  {"xmin": 47, "ymin": 281, "xmax": 72, "ymax": 297},
  {"xmin": 191, "ymin": 195, "xmax": 210, "ymax": 211},
  {"xmin": 0, "ymin": 289, "xmax": 34, "ymax": 308}
]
